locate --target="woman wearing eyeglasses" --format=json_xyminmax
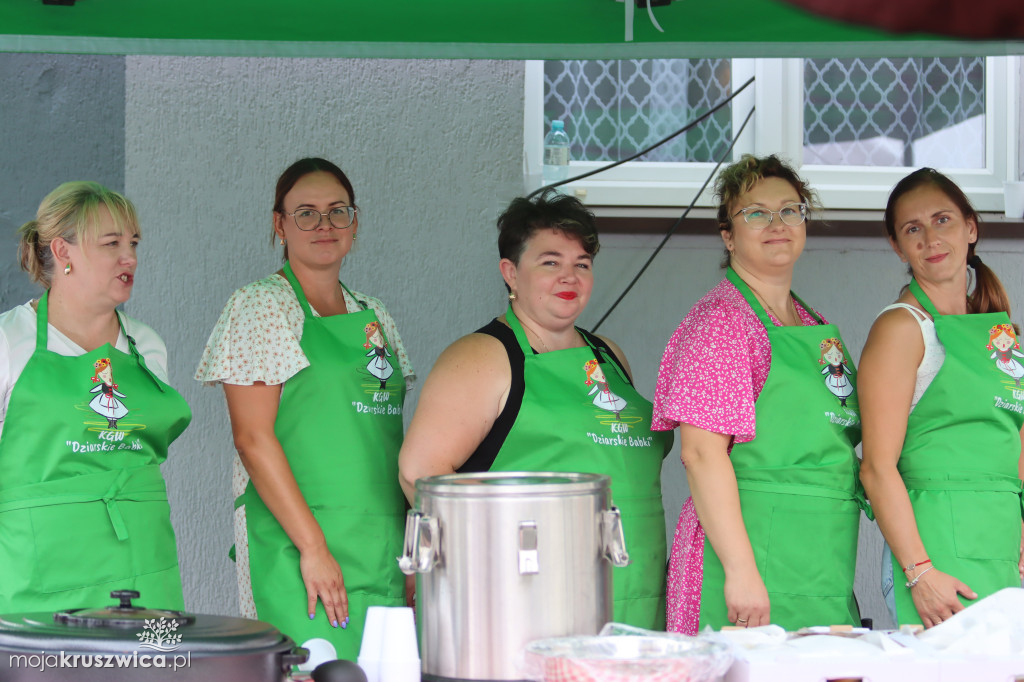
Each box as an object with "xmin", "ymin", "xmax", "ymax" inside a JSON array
[
  {"xmin": 653, "ymin": 155, "xmax": 863, "ymax": 633},
  {"xmin": 196, "ymin": 158, "xmax": 414, "ymax": 659}
]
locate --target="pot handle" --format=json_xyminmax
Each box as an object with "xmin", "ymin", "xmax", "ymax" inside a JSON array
[
  {"xmin": 281, "ymin": 646, "xmax": 309, "ymax": 671},
  {"xmin": 398, "ymin": 510, "xmax": 439, "ymax": 575},
  {"xmin": 601, "ymin": 507, "xmax": 631, "ymax": 567}
]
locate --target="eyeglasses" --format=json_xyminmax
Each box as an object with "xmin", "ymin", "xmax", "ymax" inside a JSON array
[
  {"xmin": 283, "ymin": 206, "xmax": 357, "ymax": 231},
  {"xmin": 732, "ymin": 202, "xmax": 807, "ymax": 230}
]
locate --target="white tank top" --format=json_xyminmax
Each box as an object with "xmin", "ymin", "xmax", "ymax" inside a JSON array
[{"xmin": 877, "ymin": 303, "xmax": 945, "ymax": 412}]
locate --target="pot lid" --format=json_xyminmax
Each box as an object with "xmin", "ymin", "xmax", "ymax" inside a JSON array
[
  {"xmin": 0, "ymin": 591, "xmax": 296, "ymax": 657},
  {"xmin": 55, "ymin": 590, "xmax": 196, "ymax": 629},
  {"xmin": 416, "ymin": 471, "xmax": 610, "ymax": 497}
]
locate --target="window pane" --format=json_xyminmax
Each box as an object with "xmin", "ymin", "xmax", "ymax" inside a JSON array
[
  {"xmin": 543, "ymin": 59, "xmax": 732, "ymax": 163},
  {"xmin": 803, "ymin": 57, "xmax": 985, "ymax": 168}
]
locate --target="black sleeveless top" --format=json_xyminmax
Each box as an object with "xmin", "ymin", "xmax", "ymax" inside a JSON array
[{"xmin": 459, "ymin": 318, "xmax": 631, "ymax": 473}]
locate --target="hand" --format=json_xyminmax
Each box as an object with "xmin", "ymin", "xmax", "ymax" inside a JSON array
[
  {"xmin": 1018, "ymin": 537, "xmax": 1023, "ymax": 581},
  {"xmin": 909, "ymin": 567, "xmax": 976, "ymax": 628},
  {"xmin": 405, "ymin": 574, "xmax": 416, "ymax": 609},
  {"xmin": 299, "ymin": 544, "xmax": 349, "ymax": 629},
  {"xmin": 724, "ymin": 566, "xmax": 771, "ymax": 628}
]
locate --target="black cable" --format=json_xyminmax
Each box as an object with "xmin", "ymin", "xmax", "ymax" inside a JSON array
[
  {"xmin": 529, "ymin": 75, "xmax": 755, "ymax": 199},
  {"xmin": 591, "ymin": 105, "xmax": 756, "ymax": 333}
]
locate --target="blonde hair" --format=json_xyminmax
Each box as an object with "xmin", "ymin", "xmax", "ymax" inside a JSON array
[{"xmin": 17, "ymin": 181, "xmax": 140, "ymax": 287}]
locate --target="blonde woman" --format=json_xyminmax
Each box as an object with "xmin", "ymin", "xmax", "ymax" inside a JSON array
[{"xmin": 0, "ymin": 182, "xmax": 191, "ymax": 613}]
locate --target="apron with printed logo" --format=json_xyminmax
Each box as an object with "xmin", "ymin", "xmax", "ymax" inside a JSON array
[
  {"xmin": 0, "ymin": 292, "xmax": 191, "ymax": 613},
  {"xmin": 239, "ymin": 263, "xmax": 407, "ymax": 659},
  {"xmin": 488, "ymin": 305, "xmax": 672, "ymax": 629},
  {"xmin": 890, "ymin": 279, "xmax": 1024, "ymax": 624},
  {"xmin": 697, "ymin": 268, "xmax": 863, "ymax": 630}
]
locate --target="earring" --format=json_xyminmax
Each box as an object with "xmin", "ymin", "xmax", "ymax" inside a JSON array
[
  {"xmin": 279, "ymin": 238, "xmax": 285, "ymax": 246},
  {"xmin": 352, "ymin": 235, "xmax": 357, "ymax": 242},
  {"xmin": 64, "ymin": 262, "xmax": 72, "ymax": 276},
  {"xmin": 508, "ymin": 292, "xmax": 517, "ymax": 302}
]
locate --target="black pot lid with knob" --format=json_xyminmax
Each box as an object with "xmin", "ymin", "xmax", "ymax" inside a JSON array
[{"xmin": 0, "ymin": 590, "xmax": 300, "ymax": 658}]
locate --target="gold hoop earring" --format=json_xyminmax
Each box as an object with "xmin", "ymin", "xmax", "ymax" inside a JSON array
[{"xmin": 64, "ymin": 263, "xmax": 72, "ymax": 276}]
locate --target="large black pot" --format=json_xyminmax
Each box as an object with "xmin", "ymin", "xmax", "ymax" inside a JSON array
[{"xmin": 0, "ymin": 591, "xmax": 308, "ymax": 681}]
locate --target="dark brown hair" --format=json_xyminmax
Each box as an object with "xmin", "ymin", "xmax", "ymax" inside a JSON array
[
  {"xmin": 714, "ymin": 154, "xmax": 819, "ymax": 268},
  {"xmin": 885, "ymin": 167, "xmax": 1012, "ymax": 318},
  {"xmin": 497, "ymin": 189, "xmax": 600, "ymax": 265},
  {"xmin": 272, "ymin": 158, "xmax": 356, "ymax": 260}
]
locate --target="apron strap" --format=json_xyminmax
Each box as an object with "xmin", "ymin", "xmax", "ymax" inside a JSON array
[
  {"xmin": 908, "ymin": 279, "xmax": 940, "ymax": 318},
  {"xmin": 903, "ymin": 474, "xmax": 1024, "ymax": 521},
  {"xmin": 282, "ymin": 261, "xmax": 314, "ymax": 318},
  {"xmin": 0, "ymin": 466, "xmax": 169, "ymax": 541},
  {"xmin": 578, "ymin": 328, "xmax": 632, "ymax": 386},
  {"xmin": 505, "ymin": 305, "xmax": 613, "ymax": 378},
  {"xmin": 35, "ymin": 290, "xmax": 165, "ymax": 392},
  {"xmin": 736, "ymin": 478, "xmax": 858, "ymax": 502},
  {"xmin": 726, "ymin": 268, "xmax": 824, "ymax": 329},
  {"xmin": 35, "ymin": 290, "xmax": 50, "ymax": 350}
]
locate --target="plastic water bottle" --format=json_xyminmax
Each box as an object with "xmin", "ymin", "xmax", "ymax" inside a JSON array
[{"xmin": 542, "ymin": 120, "xmax": 571, "ymax": 184}]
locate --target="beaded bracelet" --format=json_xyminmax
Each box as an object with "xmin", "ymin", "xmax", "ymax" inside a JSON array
[{"xmin": 906, "ymin": 565, "xmax": 934, "ymax": 588}]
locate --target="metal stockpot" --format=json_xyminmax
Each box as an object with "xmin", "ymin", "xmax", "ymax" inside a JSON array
[{"xmin": 398, "ymin": 472, "xmax": 629, "ymax": 682}]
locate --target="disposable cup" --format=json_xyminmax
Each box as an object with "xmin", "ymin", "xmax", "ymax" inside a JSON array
[
  {"xmin": 378, "ymin": 655, "xmax": 421, "ymax": 682},
  {"xmin": 358, "ymin": 606, "xmax": 389, "ymax": 682},
  {"xmin": 383, "ymin": 607, "xmax": 419, "ymax": 659},
  {"xmin": 1004, "ymin": 181, "xmax": 1024, "ymax": 219}
]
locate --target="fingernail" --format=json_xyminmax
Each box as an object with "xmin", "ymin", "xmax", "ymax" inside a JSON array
[
  {"xmin": 309, "ymin": 613, "xmax": 315, "ymax": 620},
  {"xmin": 341, "ymin": 620, "xmax": 348, "ymax": 629},
  {"xmin": 332, "ymin": 619, "xmax": 339, "ymax": 628}
]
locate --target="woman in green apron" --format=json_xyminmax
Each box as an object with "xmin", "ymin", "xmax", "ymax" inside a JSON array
[
  {"xmin": 398, "ymin": 190, "xmax": 672, "ymax": 630},
  {"xmin": 0, "ymin": 182, "xmax": 191, "ymax": 614},
  {"xmin": 859, "ymin": 168, "xmax": 1024, "ymax": 628},
  {"xmin": 195, "ymin": 158, "xmax": 414, "ymax": 660},
  {"xmin": 653, "ymin": 155, "xmax": 863, "ymax": 634}
]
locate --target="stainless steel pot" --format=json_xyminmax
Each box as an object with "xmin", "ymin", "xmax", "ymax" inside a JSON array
[
  {"xmin": 398, "ymin": 472, "xmax": 629, "ymax": 682},
  {"xmin": 0, "ymin": 590, "xmax": 307, "ymax": 681}
]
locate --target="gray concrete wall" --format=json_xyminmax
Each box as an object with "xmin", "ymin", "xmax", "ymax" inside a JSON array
[
  {"xmin": 0, "ymin": 54, "xmax": 125, "ymax": 307},
  {"xmin": 123, "ymin": 56, "xmax": 525, "ymax": 616}
]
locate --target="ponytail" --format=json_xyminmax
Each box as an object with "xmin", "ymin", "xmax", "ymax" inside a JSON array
[
  {"xmin": 16, "ymin": 219, "xmax": 54, "ymax": 287},
  {"xmin": 967, "ymin": 247, "xmax": 1016, "ymax": 330}
]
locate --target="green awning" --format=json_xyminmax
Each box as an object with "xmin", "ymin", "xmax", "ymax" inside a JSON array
[{"xmin": 2, "ymin": 0, "xmax": 1021, "ymax": 58}]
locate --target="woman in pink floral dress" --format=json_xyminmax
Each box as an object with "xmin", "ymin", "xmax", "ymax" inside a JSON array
[{"xmin": 653, "ymin": 155, "xmax": 863, "ymax": 633}]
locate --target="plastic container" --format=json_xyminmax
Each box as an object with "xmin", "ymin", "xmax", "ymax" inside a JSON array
[
  {"xmin": 542, "ymin": 120, "xmax": 571, "ymax": 184},
  {"xmin": 522, "ymin": 633, "xmax": 732, "ymax": 682}
]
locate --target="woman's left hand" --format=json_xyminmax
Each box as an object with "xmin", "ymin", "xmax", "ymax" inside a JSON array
[{"xmin": 1018, "ymin": 530, "xmax": 1023, "ymax": 580}]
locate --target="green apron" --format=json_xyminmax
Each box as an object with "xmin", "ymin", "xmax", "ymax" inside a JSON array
[
  {"xmin": 488, "ymin": 305, "xmax": 672, "ymax": 629},
  {"xmin": 889, "ymin": 279, "xmax": 1024, "ymax": 624},
  {"xmin": 0, "ymin": 292, "xmax": 191, "ymax": 613},
  {"xmin": 698, "ymin": 269, "xmax": 863, "ymax": 630},
  {"xmin": 238, "ymin": 263, "xmax": 406, "ymax": 659}
]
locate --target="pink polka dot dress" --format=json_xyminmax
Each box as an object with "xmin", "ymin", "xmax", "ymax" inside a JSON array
[{"xmin": 652, "ymin": 277, "xmax": 825, "ymax": 634}]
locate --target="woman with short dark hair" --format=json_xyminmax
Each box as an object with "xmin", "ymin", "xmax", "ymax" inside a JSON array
[{"xmin": 399, "ymin": 189, "xmax": 671, "ymax": 629}]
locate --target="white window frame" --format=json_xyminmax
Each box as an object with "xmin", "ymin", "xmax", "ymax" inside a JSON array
[{"xmin": 525, "ymin": 56, "xmax": 1020, "ymax": 212}]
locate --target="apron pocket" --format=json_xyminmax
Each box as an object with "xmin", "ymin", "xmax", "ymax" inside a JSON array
[
  {"xmin": 950, "ymin": 491, "xmax": 1021, "ymax": 562},
  {"xmin": 763, "ymin": 506, "xmax": 859, "ymax": 598},
  {"xmin": 311, "ymin": 507, "xmax": 405, "ymax": 598},
  {"xmin": 30, "ymin": 500, "xmax": 177, "ymax": 594}
]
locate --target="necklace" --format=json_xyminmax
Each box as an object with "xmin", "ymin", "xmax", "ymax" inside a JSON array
[{"xmin": 748, "ymin": 285, "xmax": 797, "ymax": 326}]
